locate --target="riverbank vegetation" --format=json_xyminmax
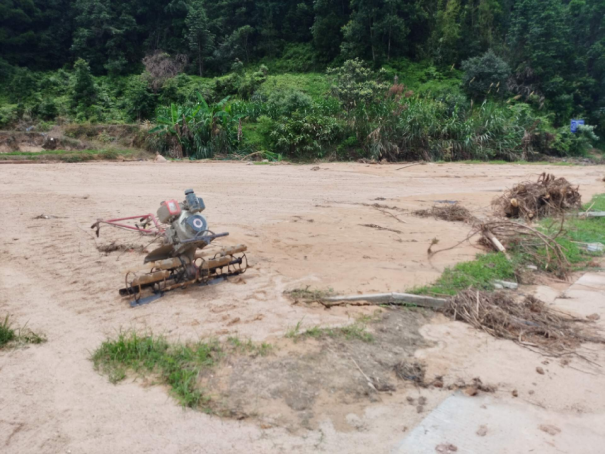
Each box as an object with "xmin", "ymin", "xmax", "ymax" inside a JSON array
[{"xmin": 1, "ymin": 0, "xmax": 603, "ymax": 161}]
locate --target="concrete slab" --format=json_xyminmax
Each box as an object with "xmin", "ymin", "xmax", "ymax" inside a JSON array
[
  {"xmin": 394, "ymin": 394, "xmax": 605, "ymax": 454},
  {"xmin": 396, "ymin": 272, "xmax": 605, "ymax": 454}
]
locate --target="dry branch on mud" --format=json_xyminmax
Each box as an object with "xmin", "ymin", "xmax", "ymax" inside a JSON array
[
  {"xmin": 444, "ymin": 290, "xmax": 604, "ymax": 356},
  {"xmin": 478, "ymin": 220, "xmax": 570, "ymax": 277},
  {"xmin": 492, "ymin": 172, "xmax": 582, "ymax": 221}
]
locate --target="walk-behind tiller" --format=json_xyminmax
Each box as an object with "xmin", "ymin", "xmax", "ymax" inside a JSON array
[{"xmin": 91, "ymin": 189, "xmax": 247, "ymax": 307}]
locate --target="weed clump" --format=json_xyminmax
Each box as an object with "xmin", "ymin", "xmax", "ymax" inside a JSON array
[
  {"xmin": 0, "ymin": 316, "xmax": 16, "ymax": 347},
  {"xmin": 285, "ymin": 286, "xmax": 334, "ymax": 303},
  {"xmin": 414, "ymin": 203, "xmax": 477, "ymax": 223},
  {"xmin": 0, "ymin": 315, "xmax": 46, "ymax": 348}
]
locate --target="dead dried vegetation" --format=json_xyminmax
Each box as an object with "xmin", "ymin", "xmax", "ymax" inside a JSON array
[
  {"xmin": 478, "ymin": 220, "xmax": 570, "ymax": 277},
  {"xmin": 492, "ymin": 172, "xmax": 582, "ymax": 220},
  {"xmin": 414, "ymin": 203, "xmax": 477, "ymax": 223},
  {"xmin": 96, "ymin": 242, "xmax": 147, "ymax": 254},
  {"xmin": 444, "ymin": 289, "xmax": 604, "ymax": 356}
]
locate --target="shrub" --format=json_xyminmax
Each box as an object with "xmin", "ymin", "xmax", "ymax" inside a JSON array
[
  {"xmin": 152, "ymin": 94, "xmax": 241, "ymax": 159},
  {"xmin": 123, "ymin": 75, "xmax": 157, "ymax": 121},
  {"xmin": 71, "ymin": 59, "xmax": 98, "ymax": 111},
  {"xmin": 265, "ymin": 111, "xmax": 342, "ymax": 158},
  {"xmin": 550, "ymin": 124, "xmax": 599, "ymax": 156},
  {"xmin": 328, "ymin": 58, "xmax": 390, "ymax": 112},
  {"xmin": 266, "ymin": 90, "xmax": 314, "ymax": 118},
  {"xmin": 98, "ymin": 149, "xmax": 119, "ymax": 160},
  {"xmin": 263, "ymin": 43, "xmax": 320, "ymax": 73},
  {"xmin": 462, "ymin": 50, "xmax": 511, "ymax": 99},
  {"xmin": 7, "ymin": 67, "xmax": 39, "ymax": 103},
  {"xmin": 0, "ymin": 105, "xmax": 20, "ymax": 128},
  {"xmin": 32, "ymin": 98, "xmax": 59, "ymax": 121}
]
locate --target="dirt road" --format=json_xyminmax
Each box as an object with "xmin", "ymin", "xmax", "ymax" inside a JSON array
[{"xmin": 1, "ymin": 161, "xmax": 604, "ymax": 453}]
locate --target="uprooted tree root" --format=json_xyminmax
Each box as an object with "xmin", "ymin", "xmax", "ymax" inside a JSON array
[
  {"xmin": 492, "ymin": 172, "xmax": 582, "ymax": 221},
  {"xmin": 414, "ymin": 203, "xmax": 477, "ymax": 223},
  {"xmin": 444, "ymin": 289, "xmax": 604, "ymax": 356},
  {"xmin": 479, "ymin": 220, "xmax": 570, "ymax": 278},
  {"xmin": 429, "ymin": 218, "xmax": 571, "ymax": 279}
]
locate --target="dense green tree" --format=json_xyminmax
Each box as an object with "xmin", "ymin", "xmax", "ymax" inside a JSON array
[
  {"xmin": 462, "ymin": 49, "xmax": 511, "ymax": 98},
  {"xmin": 0, "ymin": 0, "xmax": 603, "ymax": 132},
  {"xmin": 311, "ymin": 0, "xmax": 351, "ymax": 62},
  {"xmin": 71, "ymin": 0, "xmax": 137, "ymax": 75},
  {"xmin": 71, "ymin": 58, "xmax": 97, "ymax": 110},
  {"xmin": 341, "ymin": 0, "xmax": 417, "ymax": 63},
  {"xmin": 186, "ymin": 0, "xmax": 214, "ymax": 76},
  {"xmin": 428, "ymin": 0, "xmax": 462, "ymax": 64}
]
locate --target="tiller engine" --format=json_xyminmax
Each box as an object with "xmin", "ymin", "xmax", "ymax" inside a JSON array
[{"xmin": 91, "ymin": 189, "xmax": 247, "ymax": 306}]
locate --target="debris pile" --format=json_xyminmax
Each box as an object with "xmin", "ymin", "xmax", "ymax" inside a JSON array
[
  {"xmin": 492, "ymin": 172, "xmax": 582, "ymax": 220},
  {"xmin": 414, "ymin": 203, "xmax": 477, "ymax": 223},
  {"xmin": 478, "ymin": 219, "xmax": 570, "ymax": 277},
  {"xmin": 443, "ymin": 290, "xmax": 603, "ymax": 355}
]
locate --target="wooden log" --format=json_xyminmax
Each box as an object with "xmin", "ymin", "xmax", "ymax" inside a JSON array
[
  {"xmin": 133, "ymin": 244, "xmax": 248, "ymax": 272},
  {"xmin": 483, "ymin": 229, "xmax": 506, "ymax": 253},
  {"xmin": 322, "ymin": 292, "xmax": 446, "ymax": 309},
  {"xmin": 131, "ymin": 270, "xmax": 171, "ymax": 287},
  {"xmin": 482, "ymin": 228, "xmax": 512, "ymax": 261},
  {"xmin": 196, "ymin": 244, "xmax": 247, "ymax": 259}
]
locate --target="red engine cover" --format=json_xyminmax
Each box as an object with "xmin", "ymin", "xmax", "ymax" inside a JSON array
[
  {"xmin": 163, "ymin": 200, "xmax": 181, "ymax": 216},
  {"xmin": 164, "ymin": 200, "xmax": 181, "ymax": 216}
]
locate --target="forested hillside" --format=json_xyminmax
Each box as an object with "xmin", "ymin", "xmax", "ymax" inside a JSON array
[{"xmin": 0, "ymin": 0, "xmax": 603, "ymax": 161}]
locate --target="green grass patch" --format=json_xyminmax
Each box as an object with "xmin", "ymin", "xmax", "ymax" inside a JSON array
[
  {"xmin": 540, "ymin": 194, "xmax": 605, "ymax": 266},
  {"xmin": 0, "ymin": 315, "xmax": 47, "ymax": 348},
  {"xmin": 0, "ymin": 148, "xmax": 141, "ymax": 162},
  {"xmin": 92, "ymin": 331, "xmax": 273, "ymax": 410},
  {"xmin": 413, "ymin": 253, "xmax": 518, "ymax": 296}
]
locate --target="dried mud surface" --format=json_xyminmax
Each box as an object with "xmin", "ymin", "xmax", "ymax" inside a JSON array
[{"xmin": 1, "ymin": 161, "xmax": 605, "ymax": 453}]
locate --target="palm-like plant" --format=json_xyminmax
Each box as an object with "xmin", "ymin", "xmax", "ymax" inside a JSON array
[{"xmin": 152, "ymin": 93, "xmax": 242, "ymax": 159}]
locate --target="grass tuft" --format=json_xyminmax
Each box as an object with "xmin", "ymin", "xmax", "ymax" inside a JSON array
[
  {"xmin": 0, "ymin": 315, "xmax": 47, "ymax": 348},
  {"xmin": 92, "ymin": 331, "xmax": 273, "ymax": 409},
  {"xmin": 0, "ymin": 315, "xmax": 16, "ymax": 347}
]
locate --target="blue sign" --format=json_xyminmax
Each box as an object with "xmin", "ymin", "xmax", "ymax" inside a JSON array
[{"xmin": 570, "ymin": 119, "xmax": 585, "ymax": 133}]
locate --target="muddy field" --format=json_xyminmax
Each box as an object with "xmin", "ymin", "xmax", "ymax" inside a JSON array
[{"xmin": 1, "ymin": 161, "xmax": 605, "ymax": 453}]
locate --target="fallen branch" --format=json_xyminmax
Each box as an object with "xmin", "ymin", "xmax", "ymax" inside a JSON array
[
  {"xmin": 396, "ymin": 162, "xmax": 425, "ymax": 171},
  {"xmin": 322, "ymin": 292, "xmax": 446, "ymax": 309},
  {"xmin": 359, "ymin": 224, "xmax": 402, "ymax": 234},
  {"xmin": 444, "ymin": 289, "xmax": 605, "ymax": 356},
  {"xmin": 373, "ymin": 207, "xmax": 408, "ymax": 224}
]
